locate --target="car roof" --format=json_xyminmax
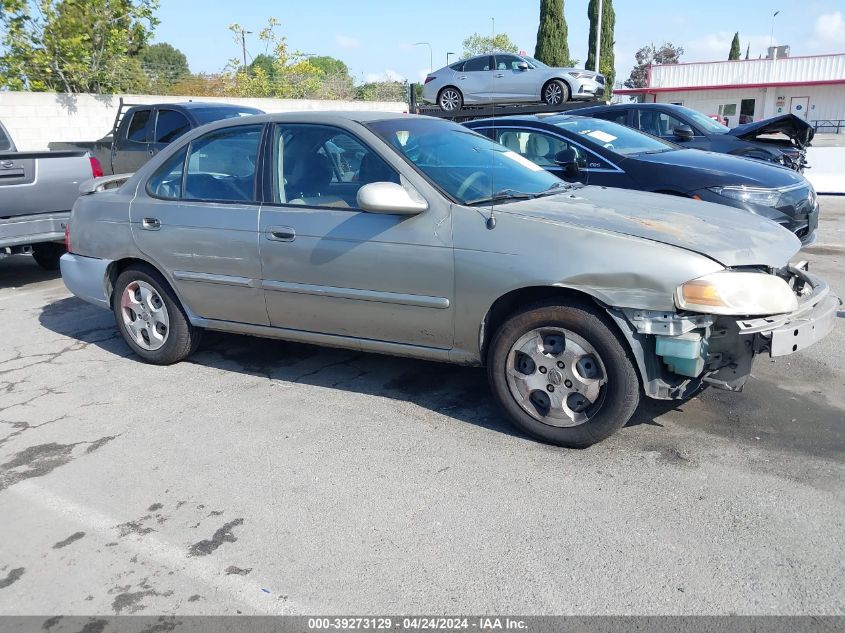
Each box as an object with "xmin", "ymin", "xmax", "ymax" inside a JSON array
[{"xmin": 182, "ymin": 110, "xmax": 416, "ymax": 132}]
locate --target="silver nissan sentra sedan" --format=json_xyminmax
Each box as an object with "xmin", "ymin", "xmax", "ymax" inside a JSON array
[{"xmin": 60, "ymin": 112, "xmax": 840, "ymax": 448}]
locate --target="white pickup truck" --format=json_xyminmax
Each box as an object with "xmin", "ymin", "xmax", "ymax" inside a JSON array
[{"xmin": 1, "ymin": 121, "xmax": 101, "ymax": 269}]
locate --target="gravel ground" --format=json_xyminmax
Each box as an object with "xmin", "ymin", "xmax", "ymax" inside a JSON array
[{"xmin": 0, "ymin": 197, "xmax": 842, "ymax": 616}]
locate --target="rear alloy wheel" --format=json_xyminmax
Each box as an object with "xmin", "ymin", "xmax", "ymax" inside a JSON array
[
  {"xmin": 113, "ymin": 265, "xmax": 200, "ymax": 365},
  {"xmin": 31, "ymin": 242, "xmax": 65, "ymax": 270},
  {"xmin": 438, "ymin": 87, "xmax": 463, "ymax": 112},
  {"xmin": 488, "ymin": 301, "xmax": 640, "ymax": 448},
  {"xmin": 542, "ymin": 79, "xmax": 570, "ymax": 106}
]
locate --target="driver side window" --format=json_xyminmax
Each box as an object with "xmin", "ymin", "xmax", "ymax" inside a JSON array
[
  {"xmin": 494, "ymin": 129, "xmax": 587, "ymax": 169},
  {"xmin": 272, "ymin": 124, "xmax": 399, "ymax": 209}
]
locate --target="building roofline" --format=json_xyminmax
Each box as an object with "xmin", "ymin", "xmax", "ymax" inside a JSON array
[
  {"xmin": 644, "ymin": 51, "xmax": 845, "ymax": 70},
  {"xmin": 615, "ymin": 78, "xmax": 845, "ymax": 95}
]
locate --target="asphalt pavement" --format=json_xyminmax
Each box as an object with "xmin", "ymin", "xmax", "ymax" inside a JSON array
[{"xmin": 0, "ymin": 197, "xmax": 843, "ymax": 616}]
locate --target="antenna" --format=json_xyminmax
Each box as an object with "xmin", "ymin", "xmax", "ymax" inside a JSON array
[{"xmin": 487, "ymin": 88, "xmax": 497, "ymax": 229}]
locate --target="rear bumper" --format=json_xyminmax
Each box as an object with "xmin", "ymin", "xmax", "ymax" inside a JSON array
[
  {"xmin": 60, "ymin": 252, "xmax": 112, "ymax": 308},
  {"xmin": 0, "ymin": 212, "xmax": 68, "ymax": 249}
]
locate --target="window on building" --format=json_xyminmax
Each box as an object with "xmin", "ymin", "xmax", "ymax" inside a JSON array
[{"xmin": 718, "ymin": 103, "xmax": 737, "ymax": 117}]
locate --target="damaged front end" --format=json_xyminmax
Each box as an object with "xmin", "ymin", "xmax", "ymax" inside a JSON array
[{"xmin": 607, "ymin": 263, "xmax": 840, "ymax": 400}]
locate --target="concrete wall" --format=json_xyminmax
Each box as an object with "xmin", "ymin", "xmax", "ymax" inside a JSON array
[{"xmin": 0, "ymin": 92, "xmax": 408, "ymax": 151}]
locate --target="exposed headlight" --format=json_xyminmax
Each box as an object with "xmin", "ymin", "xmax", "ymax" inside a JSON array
[
  {"xmin": 675, "ymin": 271, "xmax": 798, "ymax": 316},
  {"xmin": 708, "ymin": 185, "xmax": 781, "ymax": 207},
  {"xmin": 568, "ymin": 71, "xmax": 593, "ymax": 79}
]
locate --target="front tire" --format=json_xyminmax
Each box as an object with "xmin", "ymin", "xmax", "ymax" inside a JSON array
[
  {"xmin": 32, "ymin": 243, "xmax": 65, "ymax": 270},
  {"xmin": 542, "ymin": 79, "xmax": 570, "ymax": 106},
  {"xmin": 487, "ymin": 300, "xmax": 640, "ymax": 448},
  {"xmin": 112, "ymin": 264, "xmax": 201, "ymax": 365},
  {"xmin": 438, "ymin": 87, "xmax": 463, "ymax": 112}
]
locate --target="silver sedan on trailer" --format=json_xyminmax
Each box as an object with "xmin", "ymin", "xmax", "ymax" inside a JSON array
[
  {"xmin": 61, "ymin": 112, "xmax": 838, "ymax": 447},
  {"xmin": 422, "ymin": 53, "xmax": 605, "ymax": 111}
]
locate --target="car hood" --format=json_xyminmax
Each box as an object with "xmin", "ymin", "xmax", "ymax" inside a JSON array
[
  {"xmin": 501, "ymin": 186, "xmax": 800, "ymax": 268},
  {"xmin": 626, "ymin": 148, "xmax": 805, "ymax": 188},
  {"xmin": 728, "ymin": 114, "xmax": 814, "ymax": 148}
]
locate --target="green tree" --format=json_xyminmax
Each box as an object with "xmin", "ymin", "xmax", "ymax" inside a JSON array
[
  {"xmin": 0, "ymin": 0, "xmax": 159, "ymax": 93},
  {"xmin": 308, "ymin": 55, "xmax": 349, "ymax": 77},
  {"xmin": 140, "ymin": 42, "xmax": 189, "ymax": 91},
  {"xmin": 534, "ymin": 0, "xmax": 572, "ymax": 66},
  {"xmin": 461, "ymin": 33, "xmax": 518, "ymax": 57},
  {"xmin": 586, "ymin": 0, "xmax": 615, "ymax": 95},
  {"xmin": 729, "ymin": 32, "xmax": 741, "ymax": 60},
  {"xmin": 624, "ymin": 41, "xmax": 684, "ymax": 89}
]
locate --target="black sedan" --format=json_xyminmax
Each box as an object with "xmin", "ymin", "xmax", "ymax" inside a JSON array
[
  {"xmin": 463, "ymin": 114, "xmax": 818, "ymax": 245},
  {"xmin": 573, "ymin": 103, "xmax": 812, "ymax": 172}
]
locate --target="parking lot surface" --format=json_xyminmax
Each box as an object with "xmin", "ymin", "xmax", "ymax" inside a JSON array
[{"xmin": 0, "ymin": 198, "xmax": 843, "ymax": 616}]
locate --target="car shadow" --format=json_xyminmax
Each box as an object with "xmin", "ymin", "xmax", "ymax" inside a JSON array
[
  {"xmin": 39, "ymin": 296, "xmax": 677, "ymax": 446},
  {"xmin": 0, "ymin": 254, "xmax": 59, "ymax": 289}
]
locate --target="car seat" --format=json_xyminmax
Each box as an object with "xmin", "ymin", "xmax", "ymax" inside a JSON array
[
  {"xmin": 498, "ymin": 132, "xmax": 522, "ymax": 154},
  {"xmin": 525, "ymin": 134, "xmax": 553, "ymax": 165}
]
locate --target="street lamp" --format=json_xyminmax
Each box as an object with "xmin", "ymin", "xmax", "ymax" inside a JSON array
[
  {"xmin": 769, "ymin": 10, "xmax": 780, "ymax": 55},
  {"xmin": 414, "ymin": 42, "xmax": 433, "ymax": 73},
  {"xmin": 446, "ymin": 52, "xmax": 456, "ymax": 65}
]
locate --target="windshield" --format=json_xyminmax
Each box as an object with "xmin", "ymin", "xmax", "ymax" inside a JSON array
[
  {"xmin": 191, "ymin": 107, "xmax": 264, "ymax": 124},
  {"xmin": 368, "ymin": 118, "xmax": 563, "ymax": 205},
  {"xmin": 550, "ymin": 116, "xmax": 676, "ymax": 155},
  {"xmin": 523, "ymin": 56, "xmax": 549, "ymax": 69},
  {"xmin": 680, "ymin": 107, "xmax": 731, "ymax": 134}
]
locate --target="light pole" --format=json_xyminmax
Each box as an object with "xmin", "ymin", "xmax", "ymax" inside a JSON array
[
  {"xmin": 446, "ymin": 52, "xmax": 456, "ymax": 65},
  {"xmin": 414, "ymin": 42, "xmax": 433, "ymax": 72},
  {"xmin": 769, "ymin": 10, "xmax": 780, "ymax": 55}
]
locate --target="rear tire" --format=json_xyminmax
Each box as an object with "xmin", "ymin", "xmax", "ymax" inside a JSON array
[
  {"xmin": 542, "ymin": 79, "xmax": 570, "ymax": 105},
  {"xmin": 438, "ymin": 87, "xmax": 463, "ymax": 112},
  {"xmin": 487, "ymin": 300, "xmax": 640, "ymax": 448},
  {"xmin": 112, "ymin": 264, "xmax": 201, "ymax": 365},
  {"xmin": 32, "ymin": 243, "xmax": 65, "ymax": 270}
]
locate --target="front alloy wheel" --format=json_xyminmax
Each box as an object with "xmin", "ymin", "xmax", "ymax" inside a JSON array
[
  {"xmin": 506, "ymin": 327, "xmax": 607, "ymax": 427},
  {"xmin": 542, "ymin": 80, "xmax": 569, "ymax": 106},
  {"xmin": 488, "ymin": 301, "xmax": 640, "ymax": 448}
]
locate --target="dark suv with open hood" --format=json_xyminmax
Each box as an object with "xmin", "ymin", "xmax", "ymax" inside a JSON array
[{"xmin": 575, "ymin": 103, "xmax": 813, "ymax": 172}]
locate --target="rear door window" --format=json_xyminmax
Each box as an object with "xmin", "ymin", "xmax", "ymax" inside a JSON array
[
  {"xmin": 464, "ymin": 56, "xmax": 493, "ymax": 72},
  {"xmin": 148, "ymin": 147, "xmax": 187, "ymax": 199},
  {"xmin": 592, "ymin": 109, "xmax": 630, "ymax": 126},
  {"xmin": 126, "ymin": 109, "xmax": 151, "ymax": 143},
  {"xmin": 154, "ymin": 109, "xmax": 191, "ymax": 144},
  {"xmin": 0, "ymin": 126, "xmax": 11, "ymax": 151},
  {"xmin": 183, "ymin": 124, "xmax": 263, "ymax": 202}
]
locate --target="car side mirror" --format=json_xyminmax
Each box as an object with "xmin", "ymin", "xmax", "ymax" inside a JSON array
[
  {"xmin": 517, "ymin": 62, "xmax": 530, "ymax": 71},
  {"xmin": 673, "ymin": 124, "xmax": 694, "ymax": 140},
  {"xmin": 554, "ymin": 149, "xmax": 581, "ymax": 179},
  {"xmin": 357, "ymin": 182, "xmax": 428, "ymax": 215}
]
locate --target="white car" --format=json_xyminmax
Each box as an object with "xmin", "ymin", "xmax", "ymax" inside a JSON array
[{"xmin": 422, "ymin": 53, "xmax": 605, "ymax": 111}]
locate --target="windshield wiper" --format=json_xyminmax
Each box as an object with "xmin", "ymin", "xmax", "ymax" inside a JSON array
[
  {"xmin": 534, "ymin": 181, "xmax": 572, "ymax": 196},
  {"xmin": 464, "ymin": 188, "xmax": 538, "ymax": 206}
]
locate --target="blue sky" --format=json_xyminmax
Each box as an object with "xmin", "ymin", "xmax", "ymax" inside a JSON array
[{"xmin": 153, "ymin": 0, "xmax": 845, "ymax": 85}]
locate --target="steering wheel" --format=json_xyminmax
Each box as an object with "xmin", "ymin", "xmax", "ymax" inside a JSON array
[{"xmin": 456, "ymin": 170, "xmax": 488, "ymax": 199}]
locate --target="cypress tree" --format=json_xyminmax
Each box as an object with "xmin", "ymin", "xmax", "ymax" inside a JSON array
[
  {"xmin": 586, "ymin": 0, "xmax": 615, "ymax": 94},
  {"xmin": 534, "ymin": 0, "xmax": 571, "ymax": 67},
  {"xmin": 729, "ymin": 32, "xmax": 741, "ymax": 60},
  {"xmin": 745, "ymin": 43, "xmax": 750, "ymax": 59}
]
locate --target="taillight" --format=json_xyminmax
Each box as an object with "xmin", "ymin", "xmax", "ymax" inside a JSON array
[
  {"xmin": 424, "ymin": 76, "xmax": 436, "ymax": 84},
  {"xmin": 64, "ymin": 223, "xmax": 71, "ymax": 253},
  {"xmin": 90, "ymin": 155, "xmax": 103, "ymax": 178}
]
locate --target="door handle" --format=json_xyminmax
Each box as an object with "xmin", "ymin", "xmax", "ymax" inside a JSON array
[
  {"xmin": 458, "ymin": 75, "xmax": 467, "ymax": 80},
  {"xmin": 496, "ymin": 73, "xmax": 504, "ymax": 77},
  {"xmin": 141, "ymin": 217, "xmax": 161, "ymax": 230},
  {"xmin": 266, "ymin": 226, "xmax": 295, "ymax": 242}
]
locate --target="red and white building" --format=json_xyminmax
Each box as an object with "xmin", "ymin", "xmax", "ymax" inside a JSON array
[{"xmin": 615, "ymin": 52, "xmax": 845, "ymax": 129}]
